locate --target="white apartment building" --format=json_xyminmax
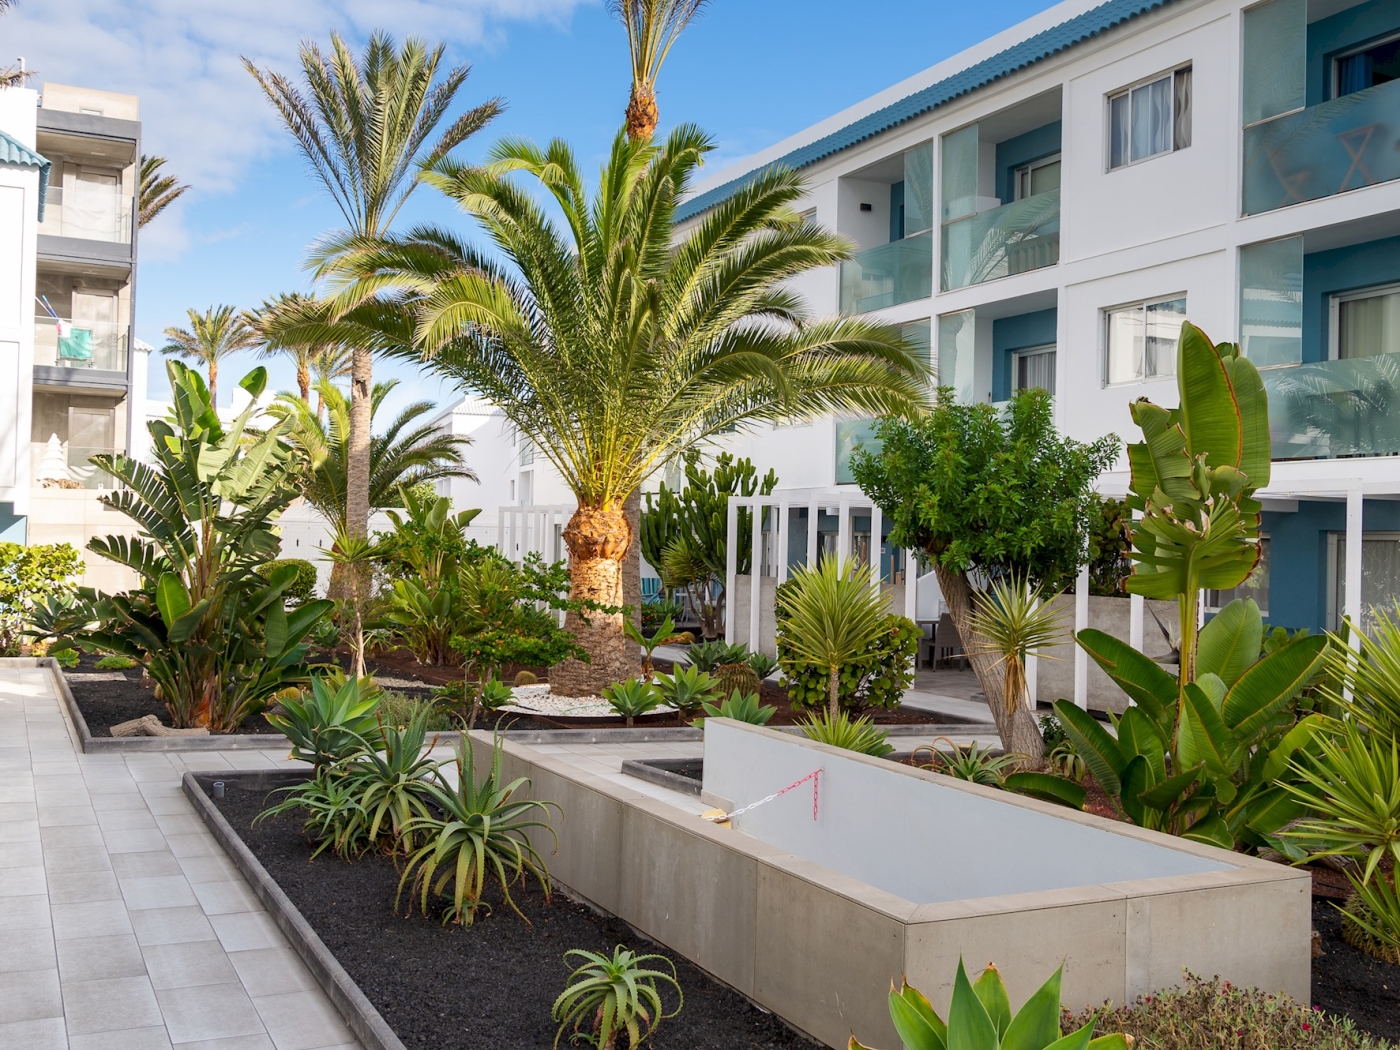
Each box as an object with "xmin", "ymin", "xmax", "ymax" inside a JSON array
[{"xmin": 0, "ymin": 81, "xmax": 145, "ymax": 591}]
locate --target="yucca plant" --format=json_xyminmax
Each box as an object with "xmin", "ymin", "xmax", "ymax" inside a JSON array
[
  {"xmin": 651, "ymin": 664, "xmax": 720, "ymax": 717},
  {"xmin": 552, "ymin": 945, "xmax": 683, "ymax": 1050},
  {"xmin": 850, "ymin": 958, "xmax": 1130, "ymax": 1050},
  {"xmin": 798, "ymin": 710, "xmax": 893, "ymax": 757},
  {"xmin": 264, "ymin": 673, "xmax": 384, "ymax": 773},
  {"xmin": 778, "ymin": 559, "xmax": 892, "ymax": 719},
  {"xmin": 700, "ymin": 690, "xmax": 776, "ymax": 726},
  {"xmin": 968, "ymin": 575, "xmax": 1065, "ymax": 764},
  {"xmin": 398, "ymin": 734, "xmax": 557, "ymax": 925},
  {"xmin": 1319, "ymin": 602, "xmax": 1400, "ymax": 737},
  {"xmin": 603, "ymin": 678, "xmax": 663, "ymax": 726}
]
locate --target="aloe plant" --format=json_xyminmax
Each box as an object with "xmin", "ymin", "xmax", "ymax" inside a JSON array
[
  {"xmin": 552, "ymin": 945, "xmax": 682, "ymax": 1050},
  {"xmin": 798, "ymin": 710, "xmax": 893, "ymax": 757},
  {"xmin": 850, "ymin": 959, "xmax": 1130, "ymax": 1050}
]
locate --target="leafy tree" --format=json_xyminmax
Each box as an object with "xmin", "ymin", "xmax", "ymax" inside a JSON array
[
  {"xmin": 1086, "ymin": 494, "xmax": 1132, "ymax": 597},
  {"xmin": 290, "ymin": 127, "xmax": 929, "ymax": 695},
  {"xmin": 0, "ymin": 543, "xmax": 82, "ymax": 655},
  {"xmin": 245, "ymin": 31, "xmax": 500, "ymax": 549},
  {"xmin": 852, "ymin": 388, "xmax": 1118, "ymax": 758},
  {"xmin": 138, "ymin": 155, "xmax": 189, "ymax": 228},
  {"xmin": 640, "ymin": 452, "xmax": 776, "ymax": 639},
  {"xmin": 160, "ymin": 305, "xmax": 259, "ymax": 406}
]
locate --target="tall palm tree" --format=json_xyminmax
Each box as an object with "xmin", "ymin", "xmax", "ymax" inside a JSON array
[
  {"xmin": 311, "ymin": 127, "xmax": 930, "ymax": 694},
  {"xmin": 160, "ymin": 306, "xmax": 259, "ymax": 406},
  {"xmin": 244, "ymin": 32, "xmax": 500, "ymax": 548},
  {"xmin": 269, "ymin": 378, "xmax": 475, "ymax": 533},
  {"xmin": 248, "ymin": 292, "xmax": 350, "ymax": 405},
  {"xmin": 0, "ymin": 1, "xmax": 33, "ymax": 89},
  {"xmin": 138, "ymin": 155, "xmax": 190, "ymax": 227},
  {"xmin": 611, "ymin": 0, "xmax": 707, "ymax": 140}
]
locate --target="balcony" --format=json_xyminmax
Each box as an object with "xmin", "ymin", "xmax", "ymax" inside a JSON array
[
  {"xmin": 34, "ymin": 316, "xmax": 128, "ymax": 372},
  {"xmin": 31, "ymin": 442, "xmax": 121, "ymax": 491},
  {"xmin": 1262, "ymin": 355, "xmax": 1400, "ymax": 459},
  {"xmin": 1243, "ymin": 79, "xmax": 1400, "ymax": 216},
  {"xmin": 940, "ymin": 189, "xmax": 1060, "ymax": 292},
  {"xmin": 37, "ymin": 185, "xmax": 134, "ymax": 244},
  {"xmin": 838, "ymin": 232, "xmax": 933, "ymax": 314}
]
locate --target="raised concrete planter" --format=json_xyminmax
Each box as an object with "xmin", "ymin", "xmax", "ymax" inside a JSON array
[
  {"xmin": 472, "ymin": 719, "xmax": 1311, "ymax": 1050},
  {"xmin": 1034, "ymin": 594, "xmax": 1177, "ymax": 713}
]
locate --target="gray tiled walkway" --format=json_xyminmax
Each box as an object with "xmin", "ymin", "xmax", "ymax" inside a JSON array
[{"xmin": 0, "ymin": 664, "xmax": 362, "ymax": 1050}]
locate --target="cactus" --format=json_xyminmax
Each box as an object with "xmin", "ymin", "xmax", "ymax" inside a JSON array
[
  {"xmin": 513, "ymin": 669, "xmax": 539, "ymax": 687},
  {"xmin": 715, "ymin": 662, "xmax": 760, "ymax": 699}
]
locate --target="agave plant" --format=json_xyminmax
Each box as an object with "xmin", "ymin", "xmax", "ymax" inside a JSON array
[
  {"xmin": 603, "ymin": 678, "xmax": 663, "ymax": 726},
  {"xmin": 850, "ymin": 958, "xmax": 1130, "ymax": 1050},
  {"xmin": 699, "ymin": 690, "xmax": 776, "ymax": 725},
  {"xmin": 686, "ymin": 639, "xmax": 749, "ymax": 672},
  {"xmin": 913, "ymin": 739, "xmax": 1022, "ymax": 786},
  {"xmin": 399, "ymin": 734, "xmax": 557, "ymax": 925},
  {"xmin": 264, "ymin": 673, "xmax": 384, "ymax": 773},
  {"xmin": 651, "ymin": 664, "xmax": 720, "ymax": 716},
  {"xmin": 745, "ymin": 651, "xmax": 780, "ymax": 678},
  {"xmin": 552, "ymin": 945, "xmax": 683, "ymax": 1050},
  {"xmin": 798, "ymin": 710, "xmax": 893, "ymax": 757}
]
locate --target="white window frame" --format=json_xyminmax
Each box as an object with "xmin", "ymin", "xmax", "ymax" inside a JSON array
[
  {"xmin": 1331, "ymin": 29, "xmax": 1400, "ymax": 99},
  {"xmin": 1106, "ymin": 66, "xmax": 1192, "ymax": 171},
  {"xmin": 1329, "ymin": 280, "xmax": 1400, "ymax": 360},
  {"xmin": 1014, "ymin": 154, "xmax": 1061, "ymax": 200},
  {"xmin": 1011, "ymin": 343, "xmax": 1057, "ymax": 392},
  {"xmin": 1102, "ymin": 293, "xmax": 1188, "ymax": 386}
]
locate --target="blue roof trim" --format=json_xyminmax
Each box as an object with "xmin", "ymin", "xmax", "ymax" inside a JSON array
[
  {"xmin": 676, "ymin": 0, "xmax": 1175, "ymax": 222},
  {"xmin": 0, "ymin": 130, "xmax": 51, "ymax": 221}
]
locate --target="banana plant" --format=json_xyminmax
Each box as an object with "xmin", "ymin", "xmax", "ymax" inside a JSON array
[
  {"xmin": 850, "ymin": 958, "xmax": 1130, "ymax": 1050},
  {"xmin": 1055, "ymin": 598, "xmax": 1328, "ymax": 849},
  {"xmin": 83, "ymin": 360, "xmax": 332, "ymax": 729},
  {"xmin": 1123, "ymin": 321, "xmax": 1270, "ymax": 683}
]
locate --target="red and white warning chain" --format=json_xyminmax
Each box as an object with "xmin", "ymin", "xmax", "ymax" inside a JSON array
[{"xmin": 702, "ymin": 768, "xmax": 822, "ymax": 823}]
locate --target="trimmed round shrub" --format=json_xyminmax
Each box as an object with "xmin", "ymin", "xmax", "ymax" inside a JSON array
[{"xmin": 256, "ymin": 559, "xmax": 319, "ymax": 604}]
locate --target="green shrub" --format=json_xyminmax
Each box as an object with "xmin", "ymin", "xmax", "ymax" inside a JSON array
[
  {"xmin": 1063, "ymin": 973, "xmax": 1388, "ymax": 1050},
  {"xmin": 0, "ymin": 541, "xmax": 82, "ymax": 655},
  {"xmin": 553, "ymin": 946, "xmax": 682, "ymax": 1050},
  {"xmin": 798, "ymin": 710, "xmax": 893, "ymax": 757},
  {"xmin": 641, "ymin": 598, "xmax": 684, "ymax": 632},
  {"xmin": 745, "ymin": 651, "xmax": 780, "ymax": 678},
  {"xmin": 94, "ymin": 654, "xmax": 139, "ymax": 670},
  {"xmin": 912, "ymin": 740, "xmax": 1020, "ymax": 785},
  {"xmin": 257, "ymin": 558, "xmax": 318, "ymax": 604},
  {"xmin": 378, "ymin": 691, "xmax": 454, "ymax": 732}
]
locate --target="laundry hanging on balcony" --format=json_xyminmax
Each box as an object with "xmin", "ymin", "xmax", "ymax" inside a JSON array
[{"xmin": 36, "ymin": 295, "xmax": 95, "ymax": 362}]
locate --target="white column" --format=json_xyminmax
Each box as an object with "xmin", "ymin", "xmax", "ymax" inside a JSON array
[
  {"xmin": 904, "ymin": 550, "xmax": 918, "ymax": 620},
  {"xmin": 776, "ymin": 502, "xmax": 790, "ymax": 584},
  {"xmin": 869, "ymin": 503, "xmax": 884, "ymax": 594},
  {"xmin": 749, "ymin": 501, "xmax": 763, "ymax": 653},
  {"xmin": 1129, "ymin": 593, "xmax": 1144, "ymax": 651},
  {"xmin": 725, "ymin": 498, "xmax": 740, "ymax": 644},
  {"xmin": 836, "ymin": 500, "xmax": 851, "ymax": 572},
  {"xmin": 1346, "ymin": 485, "xmax": 1364, "ymax": 653},
  {"xmin": 806, "ymin": 500, "xmax": 819, "ymax": 568},
  {"xmin": 1073, "ymin": 564, "xmax": 1090, "ymax": 709},
  {"xmin": 496, "ymin": 507, "xmax": 506, "ymax": 556}
]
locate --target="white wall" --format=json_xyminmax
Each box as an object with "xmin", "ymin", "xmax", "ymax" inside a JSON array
[{"xmin": 0, "ymin": 88, "xmax": 39, "ymax": 517}]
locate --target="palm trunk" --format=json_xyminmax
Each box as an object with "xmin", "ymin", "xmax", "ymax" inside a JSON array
[
  {"xmin": 553, "ymin": 505, "xmax": 639, "ymax": 696},
  {"xmin": 296, "ymin": 362, "xmax": 311, "ymax": 405},
  {"xmin": 623, "ymin": 487, "xmax": 642, "ymax": 630},
  {"xmin": 625, "ymin": 86, "xmax": 658, "ymax": 141},
  {"xmin": 208, "ymin": 359, "xmax": 218, "ymax": 408},
  {"xmin": 828, "ymin": 665, "xmax": 840, "ymax": 720},
  {"xmin": 933, "ymin": 562, "xmax": 1044, "ymax": 762},
  {"xmin": 346, "ymin": 345, "xmax": 373, "ymax": 538}
]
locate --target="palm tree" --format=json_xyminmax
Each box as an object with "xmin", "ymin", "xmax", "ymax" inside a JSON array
[
  {"xmin": 311, "ymin": 127, "xmax": 929, "ymax": 694},
  {"xmin": 269, "ymin": 378, "xmax": 475, "ymax": 533},
  {"xmin": 248, "ymin": 292, "xmax": 350, "ymax": 405},
  {"xmin": 138, "ymin": 155, "xmax": 190, "ymax": 227},
  {"xmin": 0, "ymin": 1, "xmax": 33, "ymax": 89},
  {"xmin": 244, "ymin": 32, "xmax": 500, "ymax": 549},
  {"xmin": 611, "ymin": 0, "xmax": 707, "ymax": 140},
  {"xmin": 160, "ymin": 306, "xmax": 259, "ymax": 406}
]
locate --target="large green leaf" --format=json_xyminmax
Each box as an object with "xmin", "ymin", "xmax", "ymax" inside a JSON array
[
  {"xmin": 1181, "ymin": 810, "xmax": 1233, "ymax": 850},
  {"xmin": 972, "ymin": 965, "xmax": 1012, "ymax": 1039},
  {"xmin": 1177, "ymin": 683, "xmax": 1237, "ymax": 781},
  {"xmin": 947, "ymin": 960, "xmax": 998, "ymax": 1050},
  {"xmin": 999, "ymin": 964, "xmax": 1063, "ymax": 1050},
  {"xmin": 1221, "ymin": 634, "xmax": 1328, "ymax": 739},
  {"xmin": 1073, "ymin": 630, "xmax": 1175, "ymax": 729},
  {"xmin": 889, "ymin": 981, "xmax": 947, "ymax": 1050},
  {"xmin": 1258, "ymin": 713, "xmax": 1327, "ymax": 783},
  {"xmin": 1052, "ymin": 700, "xmax": 1127, "ymax": 795},
  {"xmin": 1239, "ymin": 785, "xmax": 1307, "ymax": 838},
  {"xmin": 1219, "ymin": 343, "xmax": 1271, "ymax": 489},
  {"xmin": 1004, "ymin": 772, "xmax": 1085, "ymax": 810},
  {"xmin": 1114, "ymin": 707, "xmax": 1166, "ymax": 781},
  {"xmin": 167, "ymin": 599, "xmax": 211, "ymax": 646},
  {"xmin": 1178, "ymin": 321, "xmax": 1242, "ymax": 471},
  {"xmin": 155, "ymin": 572, "xmax": 191, "ymax": 626},
  {"xmin": 1041, "ymin": 1024, "xmax": 1095, "ymax": 1050},
  {"xmin": 1196, "ymin": 599, "xmax": 1263, "ymax": 688},
  {"xmin": 1119, "ymin": 754, "xmax": 1152, "ymax": 826},
  {"xmin": 1136, "ymin": 762, "xmax": 1205, "ymax": 812}
]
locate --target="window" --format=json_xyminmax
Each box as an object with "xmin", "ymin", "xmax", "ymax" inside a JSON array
[
  {"xmin": 1330, "ymin": 533, "xmax": 1400, "ymax": 634},
  {"xmin": 1105, "ymin": 295, "xmax": 1187, "ymax": 384},
  {"xmin": 1013, "ymin": 345, "xmax": 1056, "ymax": 393},
  {"xmin": 1334, "ymin": 32, "xmax": 1400, "ymax": 98},
  {"xmin": 1108, "ymin": 67, "xmax": 1192, "ymax": 169},
  {"xmin": 1331, "ymin": 282, "xmax": 1400, "ymax": 359},
  {"xmin": 1206, "ymin": 536, "xmax": 1269, "ymax": 615},
  {"xmin": 1014, "ymin": 155, "xmax": 1061, "ymax": 200}
]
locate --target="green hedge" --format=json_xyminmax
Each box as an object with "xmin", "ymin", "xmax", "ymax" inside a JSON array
[{"xmin": 256, "ymin": 559, "xmax": 319, "ymax": 604}]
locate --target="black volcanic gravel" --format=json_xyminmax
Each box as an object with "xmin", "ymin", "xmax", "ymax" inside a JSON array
[
  {"xmin": 213, "ymin": 781, "xmax": 815, "ymax": 1050},
  {"xmin": 1311, "ymin": 897, "xmax": 1400, "ymax": 1041}
]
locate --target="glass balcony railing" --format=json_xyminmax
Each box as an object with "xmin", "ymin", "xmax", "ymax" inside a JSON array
[
  {"xmin": 37, "ymin": 186, "xmax": 134, "ymax": 244},
  {"xmin": 1243, "ymin": 79, "xmax": 1400, "ymax": 216},
  {"xmin": 34, "ymin": 316, "xmax": 128, "ymax": 372},
  {"xmin": 941, "ymin": 189, "xmax": 1060, "ymax": 291},
  {"xmin": 838, "ymin": 231, "xmax": 932, "ymax": 314},
  {"xmin": 1262, "ymin": 355, "xmax": 1400, "ymax": 460},
  {"xmin": 31, "ymin": 443, "xmax": 121, "ymax": 491}
]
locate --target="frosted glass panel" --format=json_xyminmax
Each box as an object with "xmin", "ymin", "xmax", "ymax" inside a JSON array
[
  {"xmin": 1242, "ymin": 0, "xmax": 1305, "ymax": 126},
  {"xmin": 1239, "ymin": 236, "xmax": 1302, "ymax": 367},
  {"xmin": 1339, "ymin": 291, "xmax": 1400, "ymax": 359},
  {"xmin": 941, "ymin": 124, "xmax": 980, "ymax": 222},
  {"xmin": 901, "ymin": 319, "xmax": 933, "ymax": 374},
  {"xmin": 904, "ymin": 143, "xmax": 934, "ymax": 235},
  {"xmin": 937, "ymin": 310, "xmax": 977, "ymax": 404}
]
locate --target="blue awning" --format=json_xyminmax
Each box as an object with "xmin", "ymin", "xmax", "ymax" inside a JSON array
[{"xmin": 0, "ymin": 130, "xmax": 51, "ymax": 221}]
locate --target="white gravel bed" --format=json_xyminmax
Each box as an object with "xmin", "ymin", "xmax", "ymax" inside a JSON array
[{"xmin": 502, "ymin": 683, "xmax": 675, "ymax": 719}]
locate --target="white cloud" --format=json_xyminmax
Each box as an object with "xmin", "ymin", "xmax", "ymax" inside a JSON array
[{"xmin": 3, "ymin": 0, "xmax": 591, "ymax": 250}]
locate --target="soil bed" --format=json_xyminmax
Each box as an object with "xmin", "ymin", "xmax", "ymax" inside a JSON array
[
  {"xmin": 213, "ymin": 781, "xmax": 814, "ymax": 1050},
  {"xmin": 1312, "ymin": 897, "xmax": 1400, "ymax": 1041}
]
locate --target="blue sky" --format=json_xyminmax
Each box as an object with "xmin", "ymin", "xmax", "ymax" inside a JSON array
[{"xmin": 7, "ymin": 0, "xmax": 1060, "ymax": 414}]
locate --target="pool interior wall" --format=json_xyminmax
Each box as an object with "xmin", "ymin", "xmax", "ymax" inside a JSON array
[{"xmin": 702, "ymin": 720, "xmax": 1232, "ymax": 905}]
